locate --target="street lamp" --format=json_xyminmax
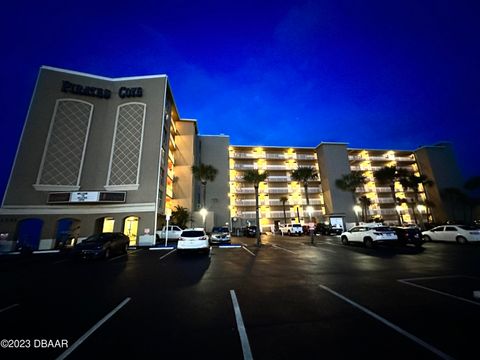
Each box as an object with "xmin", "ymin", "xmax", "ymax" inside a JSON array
[
  {"xmin": 200, "ymin": 208, "xmax": 208, "ymax": 229},
  {"xmin": 306, "ymin": 206, "xmax": 313, "ymax": 221},
  {"xmin": 353, "ymin": 205, "xmax": 361, "ymax": 224},
  {"xmin": 396, "ymin": 205, "xmax": 404, "ymax": 226}
]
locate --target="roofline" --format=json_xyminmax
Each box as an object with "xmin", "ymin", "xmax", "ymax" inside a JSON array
[
  {"xmin": 230, "ymin": 144, "xmax": 315, "ymax": 150},
  {"xmin": 347, "ymin": 147, "xmax": 415, "ymax": 153},
  {"xmin": 41, "ymin": 65, "xmax": 168, "ymax": 81},
  {"xmin": 199, "ymin": 134, "xmax": 230, "ymax": 138},
  {"xmin": 178, "ymin": 118, "xmax": 198, "ymax": 133}
]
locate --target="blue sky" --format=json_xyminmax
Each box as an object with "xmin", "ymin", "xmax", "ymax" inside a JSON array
[{"xmin": 1, "ymin": 0, "xmax": 479, "ymax": 200}]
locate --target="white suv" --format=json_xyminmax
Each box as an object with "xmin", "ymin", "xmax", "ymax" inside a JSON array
[
  {"xmin": 279, "ymin": 223, "xmax": 303, "ymax": 236},
  {"xmin": 177, "ymin": 228, "xmax": 210, "ymax": 254},
  {"xmin": 340, "ymin": 225, "xmax": 398, "ymax": 248}
]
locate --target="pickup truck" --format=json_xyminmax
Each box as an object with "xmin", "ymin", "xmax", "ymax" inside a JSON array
[
  {"xmin": 279, "ymin": 223, "xmax": 303, "ymax": 236},
  {"xmin": 156, "ymin": 225, "xmax": 183, "ymax": 241}
]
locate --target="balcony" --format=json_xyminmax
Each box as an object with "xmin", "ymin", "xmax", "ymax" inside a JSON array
[
  {"xmin": 230, "ymin": 152, "xmax": 264, "ymax": 159},
  {"xmin": 296, "ymin": 154, "xmax": 316, "ymax": 160},
  {"xmin": 268, "ymin": 187, "xmax": 289, "ymax": 194},
  {"xmin": 267, "ymin": 176, "xmax": 291, "ymax": 182},
  {"xmin": 265, "ymin": 153, "xmax": 287, "ymax": 160},
  {"xmin": 234, "ymin": 188, "xmax": 255, "ymax": 194},
  {"xmin": 266, "ymin": 165, "xmax": 288, "ymax": 170},
  {"xmin": 233, "ymin": 164, "xmax": 256, "ymax": 170},
  {"xmin": 301, "ymin": 187, "xmax": 321, "ymax": 193}
]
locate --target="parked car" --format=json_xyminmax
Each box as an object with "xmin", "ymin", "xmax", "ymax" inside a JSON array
[
  {"xmin": 279, "ymin": 223, "xmax": 303, "ymax": 236},
  {"xmin": 209, "ymin": 226, "xmax": 231, "ymax": 245},
  {"xmin": 422, "ymin": 225, "xmax": 480, "ymax": 244},
  {"xmin": 72, "ymin": 232, "xmax": 129, "ymax": 259},
  {"xmin": 156, "ymin": 225, "xmax": 183, "ymax": 241},
  {"xmin": 340, "ymin": 225, "xmax": 398, "ymax": 248},
  {"xmin": 391, "ymin": 226, "xmax": 423, "ymax": 247},
  {"xmin": 243, "ymin": 226, "xmax": 257, "ymax": 237},
  {"xmin": 177, "ymin": 228, "xmax": 210, "ymax": 254},
  {"xmin": 315, "ymin": 223, "xmax": 343, "ymax": 236}
]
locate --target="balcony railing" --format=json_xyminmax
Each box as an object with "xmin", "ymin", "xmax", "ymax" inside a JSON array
[{"xmin": 267, "ymin": 176, "xmax": 291, "ymax": 182}]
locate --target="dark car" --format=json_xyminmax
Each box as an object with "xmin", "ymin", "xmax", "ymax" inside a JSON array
[
  {"xmin": 243, "ymin": 226, "xmax": 257, "ymax": 237},
  {"xmin": 72, "ymin": 232, "xmax": 129, "ymax": 259},
  {"xmin": 315, "ymin": 223, "xmax": 343, "ymax": 236},
  {"xmin": 391, "ymin": 226, "xmax": 423, "ymax": 247},
  {"xmin": 210, "ymin": 226, "xmax": 231, "ymax": 244}
]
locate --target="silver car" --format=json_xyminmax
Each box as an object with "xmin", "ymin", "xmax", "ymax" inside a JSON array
[{"xmin": 209, "ymin": 227, "xmax": 231, "ymax": 245}]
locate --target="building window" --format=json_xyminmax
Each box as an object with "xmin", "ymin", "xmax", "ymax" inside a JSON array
[
  {"xmin": 106, "ymin": 102, "xmax": 146, "ymax": 190},
  {"xmin": 34, "ymin": 99, "xmax": 93, "ymax": 191}
]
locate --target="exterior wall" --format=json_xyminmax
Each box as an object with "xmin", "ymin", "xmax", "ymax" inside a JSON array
[
  {"xmin": 172, "ymin": 120, "xmax": 197, "ymax": 213},
  {"xmin": 348, "ymin": 148, "xmax": 420, "ymax": 225},
  {"xmin": 316, "ymin": 143, "xmax": 355, "ymax": 222},
  {"xmin": 199, "ymin": 135, "xmax": 230, "ymax": 228},
  {"xmin": 229, "ymin": 145, "xmax": 324, "ymax": 231},
  {"xmin": 414, "ymin": 143, "xmax": 464, "ymax": 223},
  {"xmin": 0, "ymin": 66, "xmax": 170, "ymax": 247}
]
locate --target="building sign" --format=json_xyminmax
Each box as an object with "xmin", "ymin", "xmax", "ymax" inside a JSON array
[
  {"xmin": 62, "ymin": 81, "xmax": 111, "ymax": 99},
  {"xmin": 61, "ymin": 81, "xmax": 143, "ymax": 99},
  {"xmin": 47, "ymin": 191, "xmax": 126, "ymax": 204},
  {"xmin": 70, "ymin": 192, "xmax": 100, "ymax": 202}
]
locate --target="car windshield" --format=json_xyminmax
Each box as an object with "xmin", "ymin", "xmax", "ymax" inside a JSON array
[
  {"xmin": 212, "ymin": 227, "xmax": 229, "ymax": 233},
  {"xmin": 84, "ymin": 234, "xmax": 110, "ymax": 243},
  {"xmin": 181, "ymin": 231, "xmax": 205, "ymax": 238},
  {"xmin": 292, "ymin": 224, "xmax": 301, "ymax": 228},
  {"xmin": 459, "ymin": 225, "xmax": 477, "ymax": 230}
]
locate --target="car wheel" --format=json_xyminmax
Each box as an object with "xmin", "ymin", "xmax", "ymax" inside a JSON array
[
  {"xmin": 423, "ymin": 235, "xmax": 432, "ymax": 242},
  {"xmin": 364, "ymin": 237, "xmax": 374, "ymax": 249},
  {"xmin": 104, "ymin": 248, "xmax": 111, "ymax": 259},
  {"xmin": 341, "ymin": 236, "xmax": 349, "ymax": 245},
  {"xmin": 456, "ymin": 236, "xmax": 468, "ymax": 244}
]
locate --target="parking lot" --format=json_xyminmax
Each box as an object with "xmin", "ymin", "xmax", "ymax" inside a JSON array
[{"xmin": 1, "ymin": 235, "xmax": 480, "ymax": 359}]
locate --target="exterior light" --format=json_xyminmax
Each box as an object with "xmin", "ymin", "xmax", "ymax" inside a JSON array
[
  {"xmin": 417, "ymin": 205, "xmax": 426, "ymax": 213},
  {"xmin": 353, "ymin": 205, "xmax": 361, "ymax": 214},
  {"xmin": 395, "ymin": 205, "xmax": 402, "ymax": 212},
  {"xmin": 200, "ymin": 208, "xmax": 208, "ymax": 229}
]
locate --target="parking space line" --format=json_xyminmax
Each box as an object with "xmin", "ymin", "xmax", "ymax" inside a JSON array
[
  {"xmin": 241, "ymin": 246, "xmax": 256, "ymax": 257},
  {"xmin": 56, "ymin": 297, "xmax": 131, "ymax": 360},
  {"xmin": 398, "ymin": 279, "xmax": 480, "ymax": 307},
  {"xmin": 271, "ymin": 244, "xmax": 296, "ymax": 254},
  {"xmin": 318, "ymin": 284, "xmax": 453, "ymax": 360},
  {"xmin": 230, "ymin": 290, "xmax": 253, "ymax": 360},
  {"xmin": 159, "ymin": 248, "xmax": 177, "ymax": 260},
  {"xmin": 0, "ymin": 303, "xmax": 19, "ymax": 313},
  {"xmin": 399, "ymin": 275, "xmax": 479, "ymax": 282}
]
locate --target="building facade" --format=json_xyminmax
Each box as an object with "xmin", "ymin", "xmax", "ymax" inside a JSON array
[
  {"xmin": 0, "ymin": 66, "xmax": 467, "ymax": 251},
  {"xmin": 0, "ymin": 66, "xmax": 197, "ymax": 250}
]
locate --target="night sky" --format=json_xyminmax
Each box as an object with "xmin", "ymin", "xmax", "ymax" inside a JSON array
[{"xmin": 1, "ymin": 0, "xmax": 479, "ymax": 201}]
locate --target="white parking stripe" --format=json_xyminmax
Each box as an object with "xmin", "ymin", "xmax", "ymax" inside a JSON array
[
  {"xmin": 0, "ymin": 303, "xmax": 19, "ymax": 313},
  {"xmin": 241, "ymin": 246, "xmax": 255, "ymax": 257},
  {"xmin": 398, "ymin": 280, "xmax": 480, "ymax": 307},
  {"xmin": 230, "ymin": 290, "xmax": 253, "ymax": 360},
  {"xmin": 56, "ymin": 297, "xmax": 131, "ymax": 360},
  {"xmin": 271, "ymin": 244, "xmax": 296, "ymax": 254},
  {"xmin": 159, "ymin": 249, "xmax": 177, "ymax": 260},
  {"xmin": 398, "ymin": 275, "xmax": 478, "ymax": 282},
  {"xmin": 319, "ymin": 284, "xmax": 453, "ymax": 360}
]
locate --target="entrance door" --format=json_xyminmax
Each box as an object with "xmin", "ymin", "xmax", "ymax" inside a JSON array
[
  {"xmin": 123, "ymin": 216, "xmax": 139, "ymax": 246},
  {"xmin": 16, "ymin": 218, "xmax": 43, "ymax": 251}
]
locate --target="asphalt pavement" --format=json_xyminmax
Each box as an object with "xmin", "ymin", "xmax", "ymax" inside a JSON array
[{"xmin": 1, "ymin": 235, "xmax": 479, "ymax": 359}]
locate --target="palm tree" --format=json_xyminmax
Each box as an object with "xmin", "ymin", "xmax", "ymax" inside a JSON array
[
  {"xmin": 243, "ymin": 169, "xmax": 269, "ymax": 246},
  {"xmin": 358, "ymin": 195, "xmax": 372, "ymax": 222},
  {"xmin": 400, "ymin": 174, "xmax": 433, "ymax": 227},
  {"xmin": 279, "ymin": 196, "xmax": 289, "ymax": 225},
  {"xmin": 373, "ymin": 166, "xmax": 406, "ymax": 225},
  {"xmin": 191, "ymin": 163, "xmax": 218, "ymax": 209},
  {"xmin": 171, "ymin": 205, "xmax": 189, "ymax": 229},
  {"xmin": 335, "ymin": 171, "xmax": 367, "ymax": 204},
  {"xmin": 290, "ymin": 167, "xmax": 318, "ymax": 207}
]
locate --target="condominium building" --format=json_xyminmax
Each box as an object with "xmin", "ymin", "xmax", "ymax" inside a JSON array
[{"xmin": 0, "ymin": 66, "xmax": 466, "ymax": 251}]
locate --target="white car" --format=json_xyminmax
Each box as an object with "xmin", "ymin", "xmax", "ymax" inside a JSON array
[
  {"xmin": 422, "ymin": 225, "xmax": 480, "ymax": 244},
  {"xmin": 279, "ymin": 223, "xmax": 303, "ymax": 236},
  {"xmin": 156, "ymin": 225, "xmax": 183, "ymax": 241},
  {"xmin": 177, "ymin": 228, "xmax": 210, "ymax": 254},
  {"xmin": 340, "ymin": 225, "xmax": 398, "ymax": 248}
]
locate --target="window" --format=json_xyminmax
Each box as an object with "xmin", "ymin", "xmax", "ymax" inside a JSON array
[{"xmin": 445, "ymin": 227, "xmax": 456, "ymax": 232}]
